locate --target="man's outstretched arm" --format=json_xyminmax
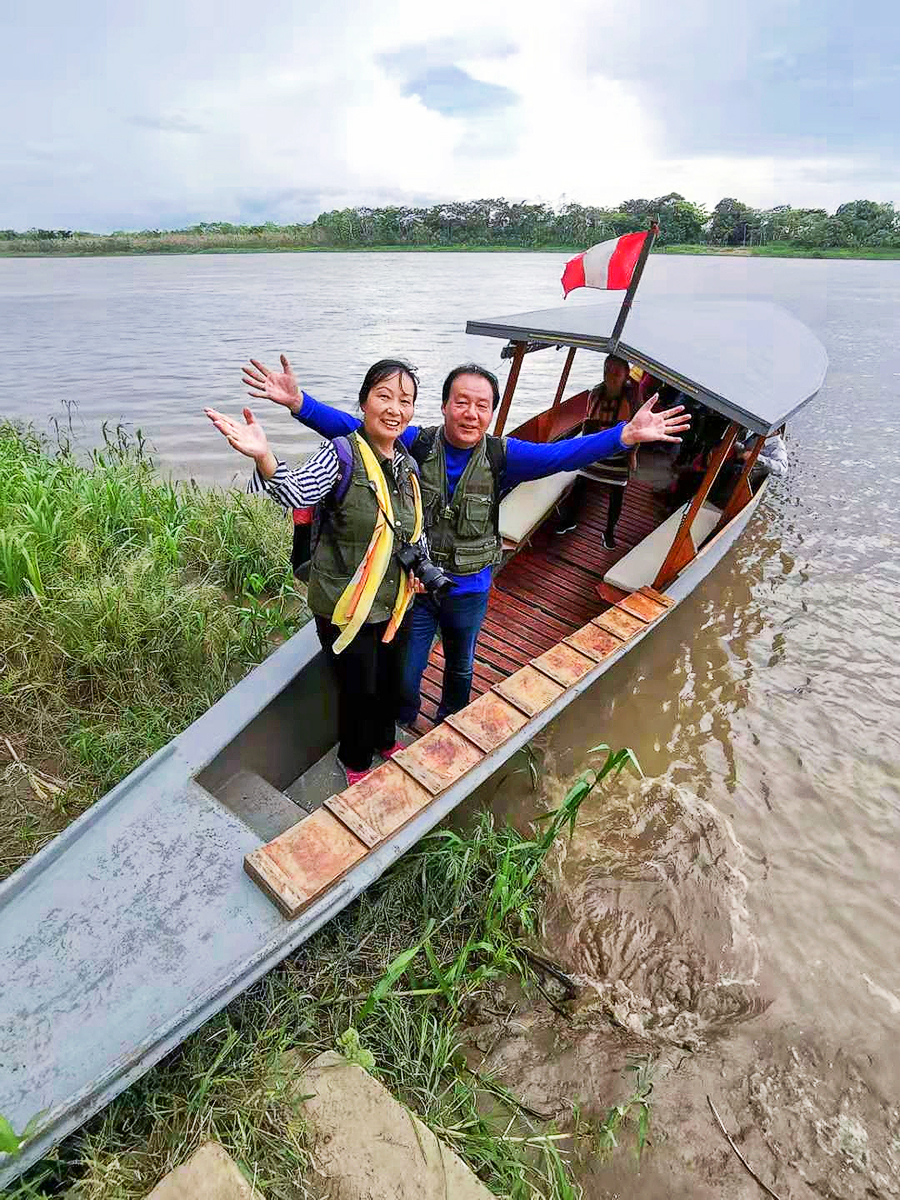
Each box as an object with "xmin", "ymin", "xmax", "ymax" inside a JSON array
[
  {"xmin": 503, "ymin": 394, "xmax": 691, "ymax": 488},
  {"xmin": 504, "ymin": 424, "xmax": 628, "ymax": 487}
]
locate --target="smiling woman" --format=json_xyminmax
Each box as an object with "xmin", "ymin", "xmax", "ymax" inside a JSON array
[{"xmin": 207, "ymin": 358, "xmax": 427, "ymax": 786}]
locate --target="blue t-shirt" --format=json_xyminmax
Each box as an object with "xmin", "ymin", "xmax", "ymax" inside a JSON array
[{"xmin": 294, "ymin": 393, "xmax": 628, "ymax": 594}]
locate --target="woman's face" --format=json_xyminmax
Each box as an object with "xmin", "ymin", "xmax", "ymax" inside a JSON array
[{"xmin": 361, "ymin": 370, "xmax": 416, "ymax": 444}]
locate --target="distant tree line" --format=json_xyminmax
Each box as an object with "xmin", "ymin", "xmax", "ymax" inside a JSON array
[{"xmin": 2, "ymin": 194, "xmax": 898, "ymax": 250}]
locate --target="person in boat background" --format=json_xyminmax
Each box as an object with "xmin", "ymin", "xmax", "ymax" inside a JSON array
[
  {"xmin": 243, "ymin": 355, "xmax": 691, "ymax": 729},
  {"xmin": 206, "ymin": 360, "xmax": 426, "ymax": 786},
  {"xmin": 709, "ymin": 428, "xmax": 789, "ymax": 507},
  {"xmin": 554, "ymin": 353, "xmax": 638, "ymax": 547}
]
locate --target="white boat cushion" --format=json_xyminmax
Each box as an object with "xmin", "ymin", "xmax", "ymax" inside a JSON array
[
  {"xmin": 604, "ymin": 500, "xmax": 722, "ymax": 592},
  {"xmin": 498, "ymin": 471, "xmax": 578, "ymax": 545}
]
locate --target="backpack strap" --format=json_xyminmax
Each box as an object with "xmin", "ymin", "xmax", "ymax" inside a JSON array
[
  {"xmin": 409, "ymin": 425, "xmax": 439, "ymax": 466},
  {"xmin": 485, "ymin": 434, "xmax": 508, "ymax": 498},
  {"xmin": 293, "ymin": 436, "xmax": 356, "ymax": 579},
  {"xmin": 332, "ymin": 435, "xmax": 354, "ymax": 503}
]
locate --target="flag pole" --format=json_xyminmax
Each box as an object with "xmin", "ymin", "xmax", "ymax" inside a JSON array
[{"xmin": 608, "ymin": 219, "xmax": 659, "ymax": 352}]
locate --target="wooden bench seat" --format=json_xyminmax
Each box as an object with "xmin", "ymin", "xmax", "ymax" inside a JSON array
[
  {"xmin": 498, "ymin": 472, "xmax": 577, "ymax": 547},
  {"xmin": 603, "ymin": 500, "xmax": 721, "ymax": 592}
]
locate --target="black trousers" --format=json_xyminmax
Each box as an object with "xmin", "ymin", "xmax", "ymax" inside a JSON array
[
  {"xmin": 315, "ymin": 615, "xmax": 410, "ymax": 772},
  {"xmin": 557, "ymin": 475, "xmax": 625, "ymax": 537}
]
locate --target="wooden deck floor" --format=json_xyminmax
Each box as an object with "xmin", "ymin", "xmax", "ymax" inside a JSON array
[{"xmin": 414, "ymin": 478, "xmax": 672, "ymax": 730}]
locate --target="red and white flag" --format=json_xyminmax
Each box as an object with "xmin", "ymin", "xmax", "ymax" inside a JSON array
[{"xmin": 561, "ymin": 231, "xmax": 649, "ymax": 296}]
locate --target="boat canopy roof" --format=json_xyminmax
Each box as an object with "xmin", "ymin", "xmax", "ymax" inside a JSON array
[{"xmin": 466, "ymin": 296, "xmax": 828, "ymax": 435}]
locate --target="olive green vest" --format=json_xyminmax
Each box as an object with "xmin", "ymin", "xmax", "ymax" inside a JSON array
[
  {"xmin": 417, "ymin": 432, "xmax": 503, "ymax": 575},
  {"xmin": 307, "ymin": 434, "xmax": 420, "ymax": 622}
]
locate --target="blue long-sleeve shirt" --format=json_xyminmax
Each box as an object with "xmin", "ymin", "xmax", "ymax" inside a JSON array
[{"xmin": 293, "ymin": 392, "xmax": 629, "ymax": 593}]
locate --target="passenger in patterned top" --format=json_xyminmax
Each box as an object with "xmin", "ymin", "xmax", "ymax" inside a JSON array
[
  {"xmin": 206, "ymin": 360, "xmax": 427, "ymax": 786},
  {"xmin": 554, "ymin": 353, "xmax": 637, "ymax": 548}
]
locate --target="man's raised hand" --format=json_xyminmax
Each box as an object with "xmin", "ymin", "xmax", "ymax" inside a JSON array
[
  {"xmin": 241, "ymin": 354, "xmax": 303, "ymax": 414},
  {"xmin": 621, "ymin": 393, "xmax": 692, "ymax": 446}
]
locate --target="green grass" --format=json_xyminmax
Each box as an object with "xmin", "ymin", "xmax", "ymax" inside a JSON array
[
  {"xmin": 659, "ymin": 241, "xmax": 900, "ymax": 260},
  {"xmin": 0, "ymin": 421, "xmax": 303, "ymax": 878},
  {"xmin": 7, "ymin": 749, "xmax": 649, "ymax": 1198},
  {"xmin": 0, "ymin": 238, "xmax": 586, "ymax": 257},
  {"xmin": 5, "ymin": 235, "xmax": 899, "ymax": 260}
]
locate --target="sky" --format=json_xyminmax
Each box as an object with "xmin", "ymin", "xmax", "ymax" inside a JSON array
[{"xmin": 1, "ymin": 0, "xmax": 897, "ymax": 232}]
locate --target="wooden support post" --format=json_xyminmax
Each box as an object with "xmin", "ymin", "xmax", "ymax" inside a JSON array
[
  {"xmin": 714, "ymin": 433, "xmax": 765, "ymax": 532},
  {"xmin": 552, "ymin": 347, "xmax": 576, "ymax": 408},
  {"xmin": 653, "ymin": 422, "xmax": 740, "ymax": 589},
  {"xmin": 493, "ymin": 340, "xmax": 525, "ymax": 436}
]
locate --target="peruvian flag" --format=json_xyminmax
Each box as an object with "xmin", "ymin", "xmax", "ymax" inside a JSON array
[{"xmin": 561, "ymin": 231, "xmax": 649, "ymax": 296}]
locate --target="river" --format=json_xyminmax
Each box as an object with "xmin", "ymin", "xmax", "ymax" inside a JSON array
[{"xmin": 2, "ymin": 250, "xmax": 899, "ymax": 1196}]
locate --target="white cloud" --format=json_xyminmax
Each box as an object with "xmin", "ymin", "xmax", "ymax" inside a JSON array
[{"xmin": 0, "ymin": 0, "xmax": 896, "ymax": 230}]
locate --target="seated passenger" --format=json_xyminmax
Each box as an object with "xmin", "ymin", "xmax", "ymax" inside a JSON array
[
  {"xmin": 554, "ymin": 353, "xmax": 637, "ymax": 548},
  {"xmin": 710, "ymin": 429, "xmax": 789, "ymax": 507},
  {"xmin": 750, "ymin": 431, "xmax": 788, "ymax": 482}
]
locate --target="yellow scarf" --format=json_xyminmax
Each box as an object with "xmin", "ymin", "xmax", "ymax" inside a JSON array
[{"xmin": 331, "ymin": 433, "xmax": 423, "ymax": 654}]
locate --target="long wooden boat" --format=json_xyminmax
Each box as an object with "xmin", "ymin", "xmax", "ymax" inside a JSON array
[{"xmin": 0, "ymin": 294, "xmax": 826, "ymax": 1185}]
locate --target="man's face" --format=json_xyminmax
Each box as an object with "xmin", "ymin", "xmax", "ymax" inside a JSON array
[
  {"xmin": 604, "ymin": 359, "xmax": 628, "ymax": 396},
  {"xmin": 442, "ymin": 373, "xmax": 494, "ymax": 448}
]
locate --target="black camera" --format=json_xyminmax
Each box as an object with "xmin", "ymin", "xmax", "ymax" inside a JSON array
[{"xmin": 394, "ymin": 542, "xmax": 455, "ymax": 600}]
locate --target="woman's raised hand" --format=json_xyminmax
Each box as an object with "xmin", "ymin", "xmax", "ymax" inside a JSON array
[
  {"xmin": 242, "ymin": 354, "xmax": 302, "ymax": 413},
  {"xmin": 204, "ymin": 406, "xmax": 273, "ymax": 466}
]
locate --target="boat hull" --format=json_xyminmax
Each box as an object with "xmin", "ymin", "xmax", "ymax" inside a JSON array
[{"xmin": 0, "ymin": 484, "xmax": 766, "ymax": 1186}]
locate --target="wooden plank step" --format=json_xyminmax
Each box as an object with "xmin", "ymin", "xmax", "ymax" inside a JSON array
[
  {"xmin": 244, "ymin": 809, "xmax": 367, "ymax": 919},
  {"xmin": 564, "ymin": 622, "xmax": 623, "ymax": 663},
  {"xmin": 639, "ymin": 584, "xmax": 674, "ymax": 608},
  {"xmin": 531, "ymin": 642, "xmax": 596, "ymax": 687},
  {"xmin": 593, "ymin": 606, "xmax": 645, "ymax": 640},
  {"xmin": 617, "ymin": 590, "xmax": 668, "ymax": 622},
  {"xmin": 324, "ymin": 762, "xmax": 434, "ymax": 848},
  {"xmin": 493, "ymin": 665, "xmax": 564, "ymax": 717},
  {"xmin": 392, "ymin": 725, "xmax": 483, "ymax": 796},
  {"xmin": 445, "ymin": 691, "xmax": 529, "ymax": 753}
]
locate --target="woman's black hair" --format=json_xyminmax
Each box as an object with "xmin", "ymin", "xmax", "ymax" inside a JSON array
[
  {"xmin": 441, "ymin": 363, "xmax": 501, "ymax": 410},
  {"xmin": 358, "ymin": 359, "xmax": 418, "ymax": 407}
]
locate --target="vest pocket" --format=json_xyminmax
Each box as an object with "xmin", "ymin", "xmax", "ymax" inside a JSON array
[
  {"xmin": 451, "ymin": 541, "xmax": 496, "ymax": 572},
  {"xmin": 457, "ymin": 494, "xmax": 492, "ymax": 538}
]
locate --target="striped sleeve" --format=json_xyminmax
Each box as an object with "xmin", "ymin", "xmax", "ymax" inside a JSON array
[{"xmin": 246, "ymin": 439, "xmax": 341, "ymax": 509}]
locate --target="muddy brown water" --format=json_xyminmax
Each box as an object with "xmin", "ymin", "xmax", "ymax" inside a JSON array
[{"xmin": 2, "ymin": 252, "xmax": 899, "ymax": 1195}]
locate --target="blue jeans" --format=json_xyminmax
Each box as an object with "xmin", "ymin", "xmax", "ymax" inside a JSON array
[{"xmin": 398, "ymin": 590, "xmax": 490, "ymax": 724}]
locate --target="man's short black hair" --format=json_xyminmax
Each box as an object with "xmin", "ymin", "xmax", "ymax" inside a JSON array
[
  {"xmin": 605, "ymin": 353, "xmax": 629, "ymax": 373},
  {"xmin": 441, "ymin": 363, "xmax": 501, "ymax": 410},
  {"xmin": 359, "ymin": 359, "xmax": 418, "ymax": 407}
]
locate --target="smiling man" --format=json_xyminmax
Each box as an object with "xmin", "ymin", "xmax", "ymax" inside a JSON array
[{"xmin": 243, "ymin": 356, "xmax": 690, "ymax": 727}]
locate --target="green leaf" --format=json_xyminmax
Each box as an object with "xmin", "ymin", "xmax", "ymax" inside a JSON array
[
  {"xmin": 0, "ymin": 1113, "xmax": 21, "ymax": 1156},
  {"xmin": 636, "ymin": 1102, "xmax": 650, "ymax": 1158},
  {"xmin": 359, "ymin": 919, "xmax": 435, "ymax": 1019},
  {"xmin": 190, "ymin": 1026, "xmax": 240, "ymax": 1108}
]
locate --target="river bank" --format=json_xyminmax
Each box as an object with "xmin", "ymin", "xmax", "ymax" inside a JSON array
[
  {"xmin": 0, "ymin": 422, "xmax": 301, "ymax": 879},
  {"xmin": 2, "ymin": 239, "xmax": 898, "ymax": 260}
]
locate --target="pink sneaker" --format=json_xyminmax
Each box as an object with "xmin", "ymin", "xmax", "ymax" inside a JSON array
[
  {"xmin": 380, "ymin": 741, "xmax": 405, "ymax": 761},
  {"xmin": 339, "ymin": 762, "xmax": 373, "ymax": 788}
]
